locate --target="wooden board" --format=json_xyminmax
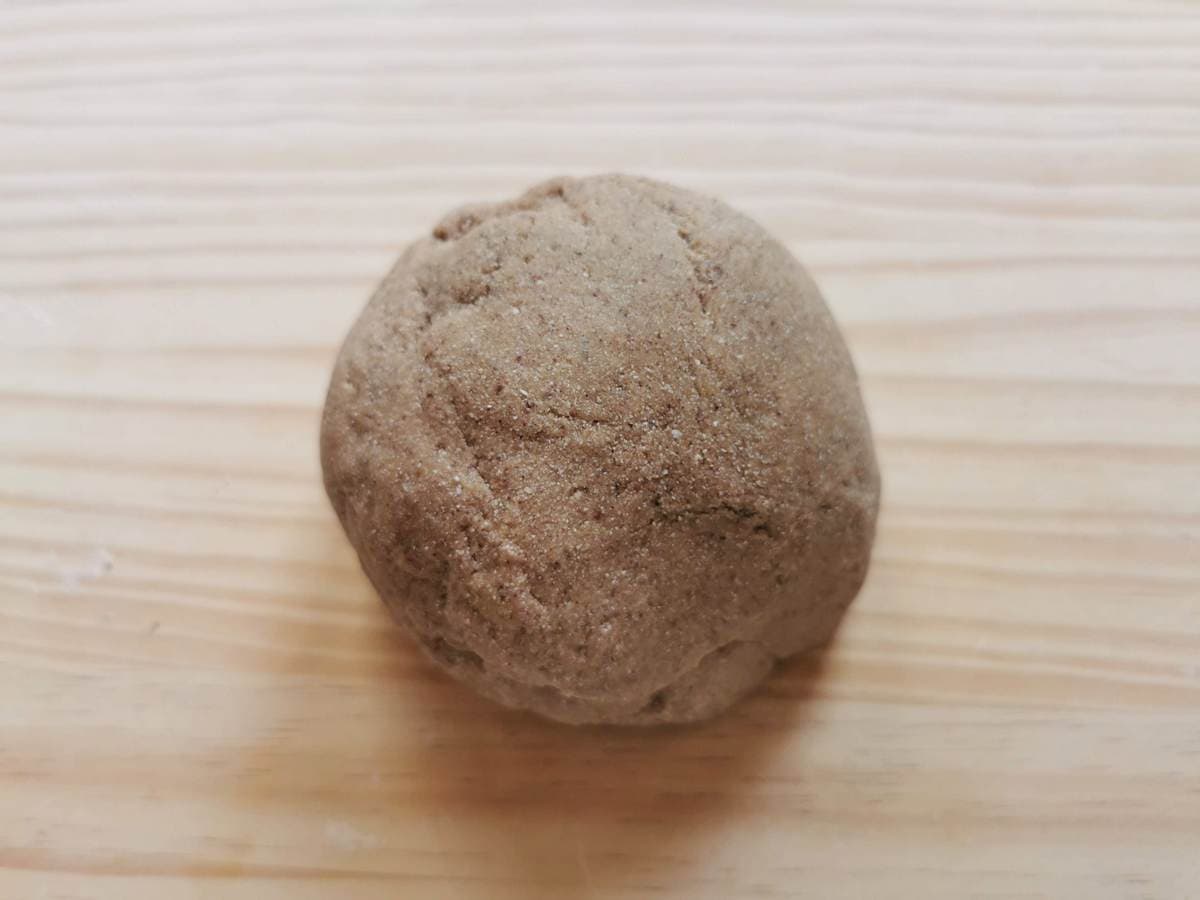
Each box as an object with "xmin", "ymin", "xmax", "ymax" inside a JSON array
[{"xmin": 3, "ymin": 2, "xmax": 1199, "ymax": 897}]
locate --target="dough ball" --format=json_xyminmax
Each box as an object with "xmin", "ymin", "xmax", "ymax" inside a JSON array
[{"xmin": 321, "ymin": 174, "xmax": 879, "ymax": 725}]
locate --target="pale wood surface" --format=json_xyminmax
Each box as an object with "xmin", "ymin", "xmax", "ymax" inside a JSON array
[{"xmin": 3, "ymin": 1, "xmax": 1200, "ymax": 897}]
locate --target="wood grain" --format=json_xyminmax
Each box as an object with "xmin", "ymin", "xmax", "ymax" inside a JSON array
[{"xmin": 2, "ymin": 1, "xmax": 1199, "ymax": 897}]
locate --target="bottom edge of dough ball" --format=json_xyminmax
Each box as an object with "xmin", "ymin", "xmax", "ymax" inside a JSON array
[{"xmin": 413, "ymin": 625, "xmax": 832, "ymax": 727}]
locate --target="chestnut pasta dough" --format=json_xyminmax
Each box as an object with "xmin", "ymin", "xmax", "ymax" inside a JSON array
[{"xmin": 321, "ymin": 174, "xmax": 879, "ymax": 724}]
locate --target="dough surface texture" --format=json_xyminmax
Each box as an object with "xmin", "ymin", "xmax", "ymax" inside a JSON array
[{"xmin": 321, "ymin": 174, "xmax": 879, "ymax": 724}]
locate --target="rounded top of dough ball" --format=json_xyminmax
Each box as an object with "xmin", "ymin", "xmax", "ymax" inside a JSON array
[{"xmin": 321, "ymin": 174, "xmax": 879, "ymax": 725}]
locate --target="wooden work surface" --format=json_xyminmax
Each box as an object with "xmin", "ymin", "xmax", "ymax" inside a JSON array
[{"xmin": 3, "ymin": 2, "xmax": 1199, "ymax": 897}]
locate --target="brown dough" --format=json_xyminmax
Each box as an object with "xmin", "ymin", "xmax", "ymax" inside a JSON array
[{"xmin": 321, "ymin": 174, "xmax": 879, "ymax": 724}]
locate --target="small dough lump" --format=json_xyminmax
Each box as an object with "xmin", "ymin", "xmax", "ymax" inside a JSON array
[{"xmin": 321, "ymin": 174, "xmax": 879, "ymax": 724}]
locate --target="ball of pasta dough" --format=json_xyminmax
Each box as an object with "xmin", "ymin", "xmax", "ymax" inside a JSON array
[{"xmin": 321, "ymin": 174, "xmax": 879, "ymax": 724}]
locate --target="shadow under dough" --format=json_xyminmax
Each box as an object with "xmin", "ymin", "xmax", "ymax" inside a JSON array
[{"xmin": 392, "ymin": 629, "xmax": 836, "ymax": 899}]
